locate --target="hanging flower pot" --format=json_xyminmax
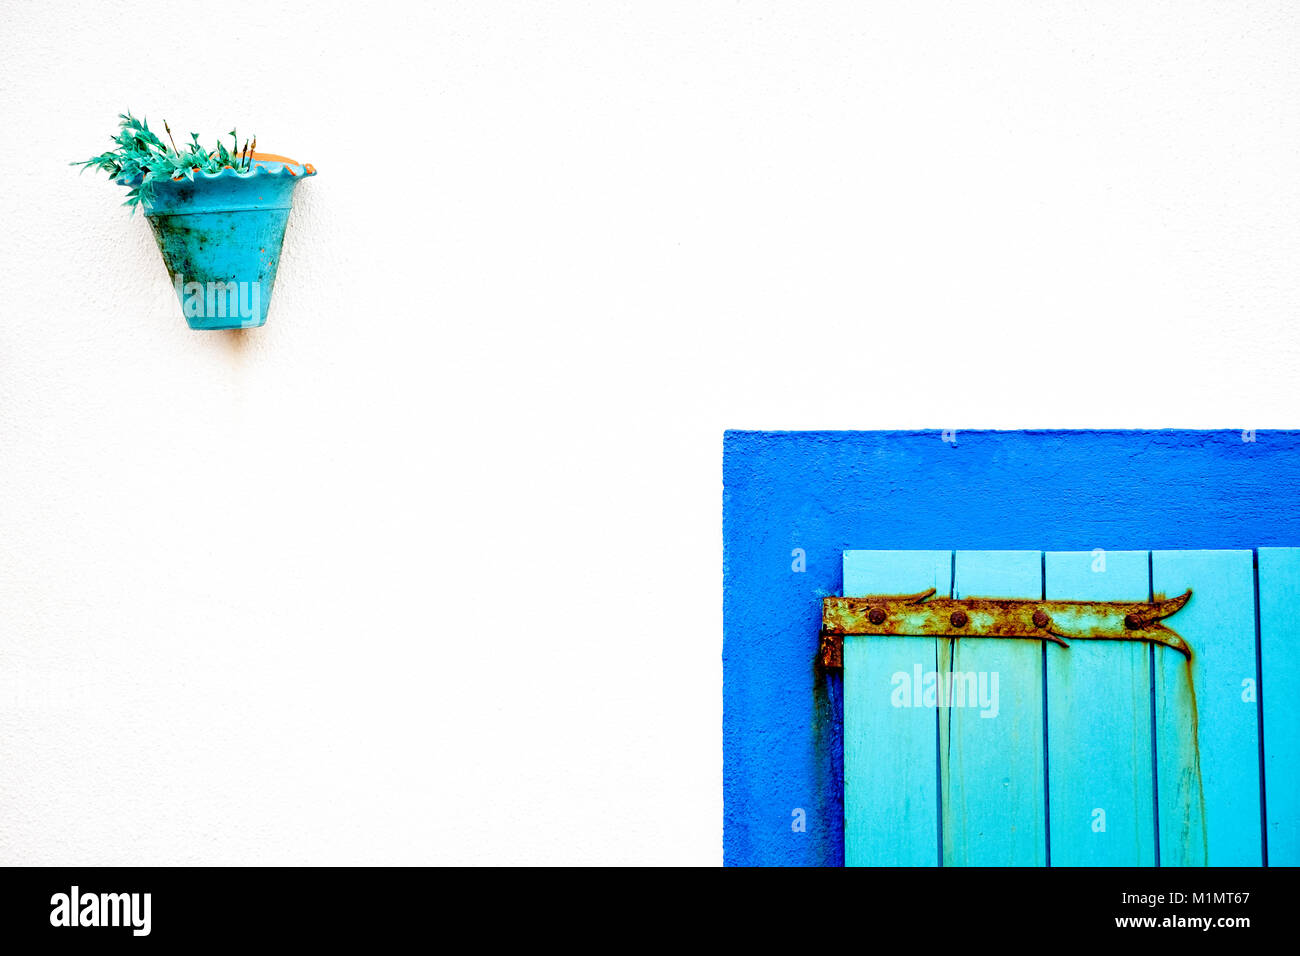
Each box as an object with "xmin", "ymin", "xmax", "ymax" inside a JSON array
[
  {"xmin": 140, "ymin": 154, "xmax": 316, "ymax": 329},
  {"xmin": 76, "ymin": 114, "xmax": 316, "ymax": 330}
]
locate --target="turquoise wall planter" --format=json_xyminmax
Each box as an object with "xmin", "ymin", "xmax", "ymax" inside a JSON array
[{"xmin": 128, "ymin": 156, "xmax": 316, "ymax": 330}]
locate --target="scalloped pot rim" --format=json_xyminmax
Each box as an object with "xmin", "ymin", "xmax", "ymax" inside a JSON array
[{"xmin": 115, "ymin": 152, "xmax": 317, "ymax": 187}]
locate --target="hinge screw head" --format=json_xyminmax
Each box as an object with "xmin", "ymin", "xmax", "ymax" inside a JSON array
[
  {"xmin": 868, "ymin": 608, "xmax": 886, "ymax": 625},
  {"xmin": 1032, "ymin": 610, "xmax": 1049, "ymax": 628},
  {"xmin": 950, "ymin": 610, "xmax": 968, "ymax": 628},
  {"xmin": 1124, "ymin": 613, "xmax": 1143, "ymax": 630}
]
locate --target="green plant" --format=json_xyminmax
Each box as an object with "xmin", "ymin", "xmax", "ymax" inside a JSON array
[{"xmin": 73, "ymin": 112, "xmax": 257, "ymax": 213}]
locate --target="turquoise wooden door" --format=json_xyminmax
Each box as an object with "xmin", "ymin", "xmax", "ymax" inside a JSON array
[{"xmin": 842, "ymin": 549, "xmax": 1299, "ymax": 867}]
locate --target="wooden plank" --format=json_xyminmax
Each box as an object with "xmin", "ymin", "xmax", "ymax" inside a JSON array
[
  {"xmin": 1258, "ymin": 548, "xmax": 1300, "ymax": 865},
  {"xmin": 1152, "ymin": 550, "xmax": 1261, "ymax": 865},
  {"xmin": 842, "ymin": 550, "xmax": 950, "ymax": 867},
  {"xmin": 941, "ymin": 551, "xmax": 1045, "ymax": 866},
  {"xmin": 1044, "ymin": 550, "xmax": 1155, "ymax": 866}
]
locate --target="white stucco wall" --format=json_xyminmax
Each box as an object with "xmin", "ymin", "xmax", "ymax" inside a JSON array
[{"xmin": 0, "ymin": 1, "xmax": 1296, "ymax": 864}]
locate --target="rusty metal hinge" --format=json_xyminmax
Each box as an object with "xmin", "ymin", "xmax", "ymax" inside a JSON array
[{"xmin": 819, "ymin": 588, "xmax": 1192, "ymax": 670}]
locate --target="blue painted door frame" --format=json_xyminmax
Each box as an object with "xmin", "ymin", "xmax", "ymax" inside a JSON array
[{"xmin": 722, "ymin": 431, "xmax": 1300, "ymax": 867}]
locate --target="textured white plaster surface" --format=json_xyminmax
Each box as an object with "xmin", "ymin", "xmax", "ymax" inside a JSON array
[{"xmin": 0, "ymin": 1, "xmax": 1296, "ymax": 863}]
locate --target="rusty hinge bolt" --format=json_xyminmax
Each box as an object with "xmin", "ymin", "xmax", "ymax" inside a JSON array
[
  {"xmin": 868, "ymin": 607, "xmax": 886, "ymax": 625},
  {"xmin": 1032, "ymin": 610, "xmax": 1049, "ymax": 628},
  {"xmin": 950, "ymin": 610, "xmax": 968, "ymax": 628},
  {"xmin": 1124, "ymin": 613, "xmax": 1143, "ymax": 630}
]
